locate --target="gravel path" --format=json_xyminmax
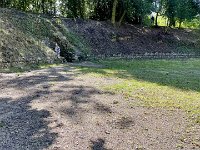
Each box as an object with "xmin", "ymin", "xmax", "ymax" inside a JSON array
[{"xmin": 0, "ymin": 65, "xmax": 199, "ymax": 150}]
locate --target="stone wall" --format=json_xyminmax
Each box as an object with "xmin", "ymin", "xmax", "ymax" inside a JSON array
[{"xmin": 93, "ymin": 53, "xmax": 200, "ymax": 60}]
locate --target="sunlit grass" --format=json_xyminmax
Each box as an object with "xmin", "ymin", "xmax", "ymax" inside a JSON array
[{"xmin": 78, "ymin": 59, "xmax": 200, "ymax": 123}]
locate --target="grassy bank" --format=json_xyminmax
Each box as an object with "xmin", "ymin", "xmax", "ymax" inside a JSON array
[{"xmin": 0, "ymin": 8, "xmax": 90, "ymax": 65}]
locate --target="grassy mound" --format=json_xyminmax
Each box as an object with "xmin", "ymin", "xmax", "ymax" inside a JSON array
[{"xmin": 0, "ymin": 8, "xmax": 89, "ymax": 67}]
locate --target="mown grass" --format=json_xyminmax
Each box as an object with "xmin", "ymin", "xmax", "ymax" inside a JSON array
[{"xmin": 78, "ymin": 59, "xmax": 200, "ymax": 123}]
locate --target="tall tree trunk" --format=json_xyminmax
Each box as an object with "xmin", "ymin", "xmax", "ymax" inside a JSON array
[
  {"xmin": 111, "ymin": 0, "xmax": 118, "ymax": 26},
  {"xmin": 155, "ymin": 12, "xmax": 159, "ymax": 27},
  {"xmin": 118, "ymin": 10, "xmax": 126, "ymax": 27},
  {"xmin": 179, "ymin": 20, "xmax": 182, "ymax": 29},
  {"xmin": 166, "ymin": 18, "xmax": 169, "ymax": 27},
  {"xmin": 41, "ymin": 0, "xmax": 45, "ymax": 14},
  {"xmin": 79, "ymin": 0, "xmax": 85, "ymax": 19}
]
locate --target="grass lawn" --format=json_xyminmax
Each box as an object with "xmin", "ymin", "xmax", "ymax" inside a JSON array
[{"xmin": 78, "ymin": 59, "xmax": 200, "ymax": 123}]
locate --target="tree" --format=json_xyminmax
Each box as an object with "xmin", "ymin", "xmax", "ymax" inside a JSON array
[
  {"xmin": 151, "ymin": 0, "xmax": 165, "ymax": 26},
  {"xmin": 111, "ymin": 0, "xmax": 118, "ymax": 25},
  {"xmin": 1, "ymin": 0, "xmax": 199, "ymax": 28},
  {"xmin": 92, "ymin": 0, "xmax": 112, "ymax": 21},
  {"xmin": 176, "ymin": 0, "xmax": 199, "ymax": 28}
]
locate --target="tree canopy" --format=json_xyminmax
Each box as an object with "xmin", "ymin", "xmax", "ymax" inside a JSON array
[{"xmin": 1, "ymin": 0, "xmax": 200, "ymax": 28}]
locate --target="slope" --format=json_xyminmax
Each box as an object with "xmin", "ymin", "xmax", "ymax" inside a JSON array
[
  {"xmin": 0, "ymin": 8, "xmax": 89, "ymax": 68},
  {"xmin": 64, "ymin": 19, "xmax": 200, "ymax": 57}
]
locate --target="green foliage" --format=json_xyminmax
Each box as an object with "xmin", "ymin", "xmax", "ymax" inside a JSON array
[
  {"xmin": 125, "ymin": 0, "xmax": 153, "ymax": 24},
  {"xmin": 163, "ymin": 0, "xmax": 200, "ymax": 27},
  {"xmin": 1, "ymin": 0, "xmax": 200, "ymax": 28},
  {"xmin": 92, "ymin": 0, "xmax": 112, "ymax": 20},
  {"xmin": 182, "ymin": 17, "xmax": 200, "ymax": 29}
]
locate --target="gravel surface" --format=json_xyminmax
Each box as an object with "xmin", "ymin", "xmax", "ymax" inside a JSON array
[{"xmin": 0, "ymin": 65, "xmax": 199, "ymax": 150}]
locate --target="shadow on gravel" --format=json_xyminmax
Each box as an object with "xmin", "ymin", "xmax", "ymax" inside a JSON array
[
  {"xmin": 60, "ymin": 86, "xmax": 114, "ymax": 123},
  {"xmin": 90, "ymin": 138, "xmax": 111, "ymax": 150},
  {"xmin": 0, "ymin": 67, "xmax": 116, "ymax": 149},
  {"xmin": 0, "ymin": 68, "xmax": 69, "ymax": 149},
  {"xmin": 2, "ymin": 67, "xmax": 73, "ymax": 89},
  {"xmin": 0, "ymin": 94, "xmax": 58, "ymax": 150}
]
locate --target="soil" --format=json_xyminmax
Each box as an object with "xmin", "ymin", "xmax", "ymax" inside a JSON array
[
  {"xmin": 0, "ymin": 64, "xmax": 199, "ymax": 150},
  {"xmin": 63, "ymin": 19, "xmax": 200, "ymax": 56}
]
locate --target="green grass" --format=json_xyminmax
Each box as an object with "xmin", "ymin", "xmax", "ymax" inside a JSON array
[{"xmin": 78, "ymin": 59, "xmax": 200, "ymax": 123}]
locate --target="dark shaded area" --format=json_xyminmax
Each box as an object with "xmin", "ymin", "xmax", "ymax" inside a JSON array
[
  {"xmin": 0, "ymin": 67, "xmax": 73, "ymax": 149},
  {"xmin": 0, "ymin": 95, "xmax": 57, "ymax": 150},
  {"xmin": 94, "ymin": 102, "xmax": 112, "ymax": 114},
  {"xmin": 1, "ymin": 67, "xmax": 73, "ymax": 89},
  {"xmin": 59, "ymin": 85, "xmax": 114, "ymax": 123},
  {"xmin": 110, "ymin": 117, "xmax": 135, "ymax": 129},
  {"xmin": 90, "ymin": 139, "xmax": 111, "ymax": 150}
]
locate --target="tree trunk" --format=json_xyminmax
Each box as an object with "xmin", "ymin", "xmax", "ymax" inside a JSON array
[
  {"xmin": 155, "ymin": 12, "xmax": 159, "ymax": 27},
  {"xmin": 118, "ymin": 10, "xmax": 126, "ymax": 27},
  {"xmin": 79, "ymin": 0, "xmax": 85, "ymax": 19},
  {"xmin": 111, "ymin": 0, "xmax": 118, "ymax": 26},
  {"xmin": 179, "ymin": 20, "xmax": 182, "ymax": 29},
  {"xmin": 41, "ymin": 0, "xmax": 45, "ymax": 14}
]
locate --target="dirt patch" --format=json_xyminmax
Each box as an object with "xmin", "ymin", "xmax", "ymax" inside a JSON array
[{"xmin": 0, "ymin": 65, "xmax": 199, "ymax": 150}]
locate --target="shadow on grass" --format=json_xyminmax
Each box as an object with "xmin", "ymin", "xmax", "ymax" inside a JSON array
[{"xmin": 78, "ymin": 59, "xmax": 200, "ymax": 92}]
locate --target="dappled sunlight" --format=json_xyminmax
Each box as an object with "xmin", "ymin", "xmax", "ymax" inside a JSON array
[
  {"xmin": 0, "ymin": 66, "xmax": 117, "ymax": 149},
  {"xmin": 105, "ymin": 79, "xmax": 200, "ymax": 120},
  {"xmin": 0, "ymin": 63, "xmax": 200, "ymax": 149}
]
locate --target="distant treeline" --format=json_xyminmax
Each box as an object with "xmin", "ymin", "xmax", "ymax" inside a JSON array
[{"xmin": 1, "ymin": 0, "xmax": 200, "ymax": 27}]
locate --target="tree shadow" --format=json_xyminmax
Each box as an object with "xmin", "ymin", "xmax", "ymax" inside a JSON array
[
  {"xmin": 0, "ymin": 66, "xmax": 117, "ymax": 148},
  {"xmin": 110, "ymin": 117, "xmax": 135, "ymax": 129},
  {"xmin": 90, "ymin": 139, "xmax": 112, "ymax": 150},
  {"xmin": 1, "ymin": 67, "xmax": 74, "ymax": 89},
  {"xmin": 59, "ymin": 85, "xmax": 114, "ymax": 123},
  {"xmin": 0, "ymin": 67, "xmax": 78, "ymax": 149},
  {"xmin": 0, "ymin": 94, "xmax": 57, "ymax": 150}
]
